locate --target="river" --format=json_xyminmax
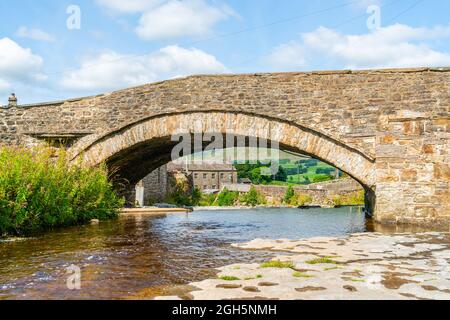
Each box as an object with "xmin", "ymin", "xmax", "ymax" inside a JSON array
[{"xmin": 0, "ymin": 207, "xmax": 367, "ymax": 300}]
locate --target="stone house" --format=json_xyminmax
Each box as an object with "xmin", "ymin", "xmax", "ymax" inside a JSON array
[
  {"xmin": 135, "ymin": 162, "xmax": 238, "ymax": 206},
  {"xmin": 185, "ymin": 163, "xmax": 238, "ymax": 192}
]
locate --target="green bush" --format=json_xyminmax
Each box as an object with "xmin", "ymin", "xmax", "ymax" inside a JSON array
[
  {"xmin": 291, "ymin": 193, "xmax": 313, "ymax": 206},
  {"xmin": 240, "ymin": 186, "xmax": 266, "ymax": 206},
  {"xmin": 0, "ymin": 147, "xmax": 124, "ymax": 236},
  {"xmin": 283, "ymin": 186, "xmax": 295, "ymax": 204},
  {"xmin": 216, "ymin": 188, "xmax": 239, "ymax": 206},
  {"xmin": 331, "ymin": 190, "xmax": 365, "ymax": 206}
]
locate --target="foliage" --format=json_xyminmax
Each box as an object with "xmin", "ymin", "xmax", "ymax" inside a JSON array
[
  {"xmin": 0, "ymin": 147, "xmax": 124, "ymax": 236},
  {"xmin": 240, "ymin": 186, "xmax": 266, "ymax": 207},
  {"xmin": 234, "ymin": 161, "xmax": 286, "ymax": 184},
  {"xmin": 260, "ymin": 260, "xmax": 295, "ymax": 269},
  {"xmin": 331, "ymin": 190, "xmax": 365, "ymax": 206},
  {"xmin": 312, "ymin": 174, "xmax": 333, "ymax": 183},
  {"xmin": 283, "ymin": 186, "xmax": 295, "ymax": 204},
  {"xmin": 316, "ymin": 167, "xmax": 336, "ymax": 175},
  {"xmin": 291, "ymin": 194, "xmax": 313, "ymax": 206},
  {"xmin": 216, "ymin": 188, "xmax": 239, "ymax": 206},
  {"xmin": 166, "ymin": 185, "xmax": 201, "ymax": 207},
  {"xmin": 198, "ymin": 193, "xmax": 217, "ymax": 206},
  {"xmin": 282, "ymin": 188, "xmax": 312, "ymax": 206}
]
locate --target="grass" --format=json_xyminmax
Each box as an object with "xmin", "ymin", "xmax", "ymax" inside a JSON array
[
  {"xmin": 260, "ymin": 260, "xmax": 295, "ymax": 269},
  {"xmin": 219, "ymin": 275, "xmax": 241, "ymax": 281},
  {"xmin": 0, "ymin": 147, "xmax": 124, "ymax": 236},
  {"xmin": 305, "ymin": 257, "xmax": 338, "ymax": 265},
  {"xmin": 292, "ymin": 272, "xmax": 314, "ymax": 278}
]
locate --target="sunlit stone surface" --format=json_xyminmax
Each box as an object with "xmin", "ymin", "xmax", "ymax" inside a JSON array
[{"xmin": 158, "ymin": 232, "xmax": 450, "ymax": 300}]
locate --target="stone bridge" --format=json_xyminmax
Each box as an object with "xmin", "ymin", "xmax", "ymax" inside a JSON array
[{"xmin": 0, "ymin": 68, "xmax": 449, "ymax": 227}]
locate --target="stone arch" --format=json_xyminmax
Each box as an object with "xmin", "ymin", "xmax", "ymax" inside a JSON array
[{"xmin": 69, "ymin": 112, "xmax": 376, "ymax": 190}]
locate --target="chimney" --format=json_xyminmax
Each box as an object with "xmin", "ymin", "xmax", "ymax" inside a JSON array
[{"xmin": 8, "ymin": 93, "xmax": 17, "ymax": 107}]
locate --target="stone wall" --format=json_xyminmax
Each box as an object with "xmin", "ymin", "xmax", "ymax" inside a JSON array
[
  {"xmin": 254, "ymin": 185, "xmax": 361, "ymax": 207},
  {"xmin": 141, "ymin": 165, "xmax": 168, "ymax": 205},
  {"xmin": 224, "ymin": 178, "xmax": 364, "ymax": 207}
]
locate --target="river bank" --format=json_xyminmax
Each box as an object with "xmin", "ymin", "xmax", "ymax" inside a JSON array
[{"xmin": 155, "ymin": 232, "xmax": 450, "ymax": 300}]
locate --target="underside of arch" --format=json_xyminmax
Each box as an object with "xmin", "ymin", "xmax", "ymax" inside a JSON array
[{"xmin": 70, "ymin": 112, "xmax": 376, "ymax": 190}]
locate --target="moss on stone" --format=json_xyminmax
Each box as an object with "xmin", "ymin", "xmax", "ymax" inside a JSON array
[
  {"xmin": 260, "ymin": 260, "xmax": 294, "ymax": 269},
  {"xmin": 305, "ymin": 257, "xmax": 338, "ymax": 265}
]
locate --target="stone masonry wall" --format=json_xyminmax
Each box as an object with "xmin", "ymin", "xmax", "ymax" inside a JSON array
[
  {"xmin": 0, "ymin": 68, "xmax": 448, "ymax": 227},
  {"xmin": 141, "ymin": 165, "xmax": 168, "ymax": 205}
]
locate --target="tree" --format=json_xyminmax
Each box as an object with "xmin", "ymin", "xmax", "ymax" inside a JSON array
[
  {"xmin": 283, "ymin": 186, "xmax": 295, "ymax": 204},
  {"xmin": 274, "ymin": 165, "xmax": 287, "ymax": 182}
]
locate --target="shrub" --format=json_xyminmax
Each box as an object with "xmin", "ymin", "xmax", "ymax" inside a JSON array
[
  {"xmin": 216, "ymin": 188, "xmax": 239, "ymax": 206},
  {"xmin": 0, "ymin": 147, "xmax": 124, "ymax": 236},
  {"xmin": 198, "ymin": 193, "xmax": 217, "ymax": 206},
  {"xmin": 331, "ymin": 190, "xmax": 365, "ymax": 206},
  {"xmin": 240, "ymin": 186, "xmax": 266, "ymax": 207},
  {"xmin": 286, "ymin": 193, "xmax": 312, "ymax": 206},
  {"xmin": 283, "ymin": 186, "xmax": 295, "ymax": 204}
]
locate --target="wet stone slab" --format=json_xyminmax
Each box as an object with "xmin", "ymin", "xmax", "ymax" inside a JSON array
[{"xmin": 155, "ymin": 232, "xmax": 450, "ymax": 300}]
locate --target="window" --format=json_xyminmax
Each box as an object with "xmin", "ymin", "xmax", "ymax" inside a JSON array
[
  {"xmin": 212, "ymin": 173, "xmax": 216, "ymax": 179},
  {"xmin": 203, "ymin": 173, "xmax": 207, "ymax": 179},
  {"xmin": 194, "ymin": 173, "xmax": 198, "ymax": 179},
  {"xmin": 220, "ymin": 173, "xmax": 224, "ymax": 179},
  {"xmin": 203, "ymin": 185, "xmax": 208, "ymax": 190},
  {"xmin": 212, "ymin": 185, "xmax": 217, "ymax": 189}
]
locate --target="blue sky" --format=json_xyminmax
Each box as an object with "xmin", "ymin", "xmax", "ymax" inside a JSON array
[{"xmin": 0, "ymin": 0, "xmax": 449, "ymax": 104}]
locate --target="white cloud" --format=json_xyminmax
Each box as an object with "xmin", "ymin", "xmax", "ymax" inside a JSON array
[
  {"xmin": 0, "ymin": 38, "xmax": 46, "ymax": 93},
  {"xmin": 16, "ymin": 26, "xmax": 55, "ymax": 42},
  {"xmin": 136, "ymin": 0, "xmax": 234, "ymax": 40},
  {"xmin": 97, "ymin": 0, "xmax": 235, "ymax": 40},
  {"xmin": 267, "ymin": 42, "xmax": 307, "ymax": 69},
  {"xmin": 267, "ymin": 24, "xmax": 450, "ymax": 70},
  {"xmin": 96, "ymin": 0, "xmax": 162, "ymax": 13},
  {"xmin": 61, "ymin": 45, "xmax": 228, "ymax": 91}
]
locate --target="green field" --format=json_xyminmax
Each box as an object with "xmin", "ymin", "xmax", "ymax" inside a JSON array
[{"xmin": 275, "ymin": 159, "xmax": 341, "ymax": 185}]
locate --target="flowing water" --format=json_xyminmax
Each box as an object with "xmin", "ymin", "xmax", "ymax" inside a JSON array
[{"xmin": 0, "ymin": 207, "xmax": 367, "ymax": 300}]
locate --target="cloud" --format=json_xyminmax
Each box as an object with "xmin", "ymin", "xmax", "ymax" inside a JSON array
[
  {"xmin": 0, "ymin": 38, "xmax": 46, "ymax": 93},
  {"xmin": 136, "ymin": 0, "xmax": 234, "ymax": 40},
  {"xmin": 96, "ymin": 0, "xmax": 162, "ymax": 13},
  {"xmin": 16, "ymin": 26, "xmax": 55, "ymax": 42},
  {"xmin": 61, "ymin": 45, "xmax": 228, "ymax": 92},
  {"xmin": 267, "ymin": 24, "xmax": 450, "ymax": 70},
  {"xmin": 267, "ymin": 42, "xmax": 307, "ymax": 69},
  {"xmin": 97, "ymin": 0, "xmax": 235, "ymax": 40}
]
